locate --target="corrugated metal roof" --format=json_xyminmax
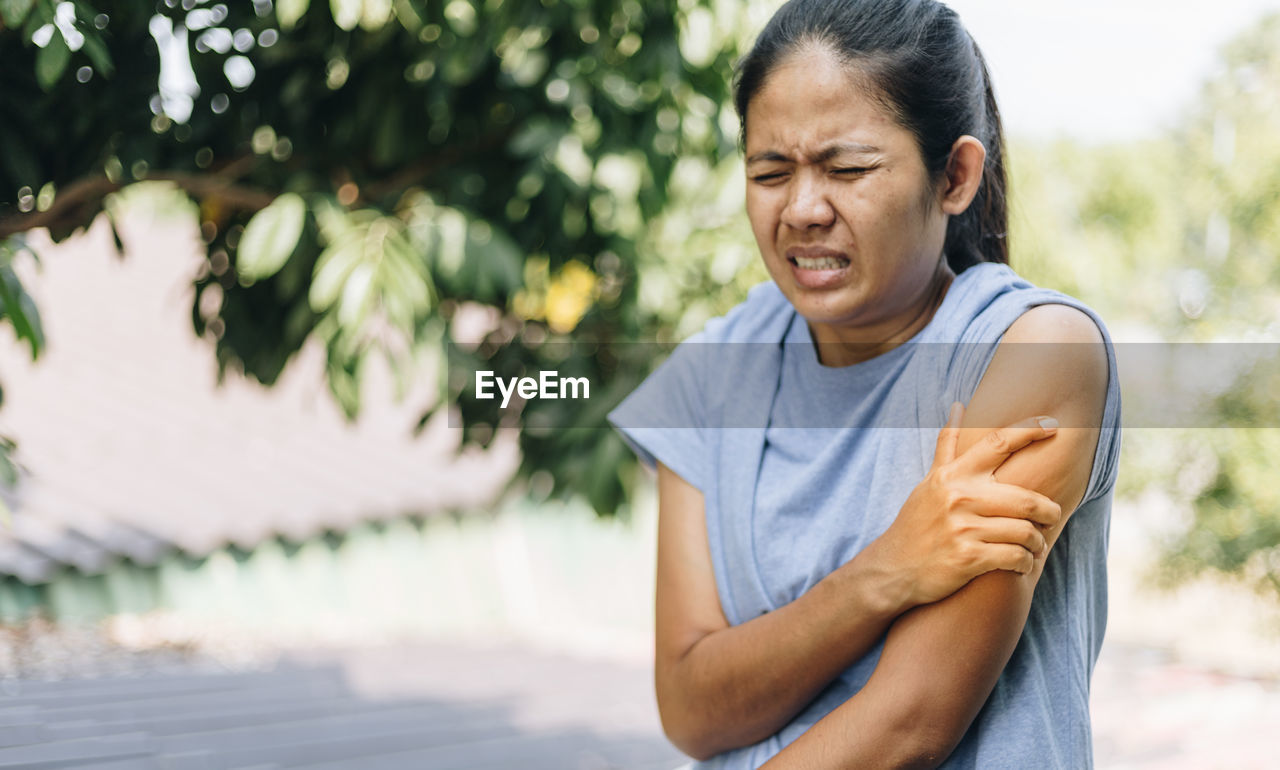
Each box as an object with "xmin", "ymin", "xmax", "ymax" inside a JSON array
[
  {"xmin": 0, "ymin": 642, "xmax": 680, "ymax": 768},
  {"xmin": 0, "ymin": 208, "xmax": 517, "ymax": 581}
]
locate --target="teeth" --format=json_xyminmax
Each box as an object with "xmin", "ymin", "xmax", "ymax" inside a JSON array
[{"xmin": 793, "ymin": 255, "xmax": 848, "ymax": 270}]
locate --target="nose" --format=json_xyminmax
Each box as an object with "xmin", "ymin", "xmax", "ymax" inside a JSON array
[{"xmin": 781, "ymin": 173, "xmax": 835, "ymax": 230}]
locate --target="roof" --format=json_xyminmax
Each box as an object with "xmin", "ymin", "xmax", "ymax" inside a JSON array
[
  {"xmin": 0, "ymin": 205, "xmax": 517, "ymax": 582},
  {"xmin": 0, "ymin": 641, "xmax": 679, "ymax": 768}
]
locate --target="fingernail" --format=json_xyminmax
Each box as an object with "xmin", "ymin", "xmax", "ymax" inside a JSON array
[{"xmin": 1037, "ymin": 416, "xmax": 1058, "ymax": 432}]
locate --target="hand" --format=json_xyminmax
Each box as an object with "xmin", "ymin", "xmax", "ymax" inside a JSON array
[{"xmin": 866, "ymin": 402, "xmax": 1063, "ymax": 609}]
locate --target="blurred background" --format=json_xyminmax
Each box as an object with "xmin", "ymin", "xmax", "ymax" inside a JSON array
[{"xmin": 1, "ymin": 0, "xmax": 1279, "ymax": 767}]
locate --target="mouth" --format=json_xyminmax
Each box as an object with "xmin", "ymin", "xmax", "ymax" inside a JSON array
[
  {"xmin": 784, "ymin": 247, "xmax": 851, "ymax": 290},
  {"xmin": 788, "ymin": 254, "xmax": 851, "ymax": 270},
  {"xmin": 785, "ymin": 246, "xmax": 850, "ymax": 271}
]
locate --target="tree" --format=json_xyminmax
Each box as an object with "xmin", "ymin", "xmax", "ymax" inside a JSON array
[
  {"xmin": 1007, "ymin": 14, "xmax": 1280, "ymax": 596},
  {"xmin": 1150, "ymin": 13, "xmax": 1280, "ymax": 595},
  {"xmin": 0, "ymin": 0, "xmax": 753, "ymax": 515}
]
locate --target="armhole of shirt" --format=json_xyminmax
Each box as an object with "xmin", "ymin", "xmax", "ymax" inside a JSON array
[{"xmin": 950, "ymin": 294, "xmax": 1122, "ymax": 507}]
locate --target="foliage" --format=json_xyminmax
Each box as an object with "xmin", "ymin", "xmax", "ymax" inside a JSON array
[
  {"xmin": 0, "ymin": 237, "xmax": 44, "ymax": 362},
  {"xmin": 0, "ymin": 0, "xmax": 760, "ymax": 515},
  {"xmin": 3, "ymin": 0, "xmax": 1279, "ymax": 592},
  {"xmin": 1008, "ymin": 15, "xmax": 1280, "ymax": 596},
  {"xmin": 1129, "ymin": 16, "xmax": 1280, "ymax": 596}
]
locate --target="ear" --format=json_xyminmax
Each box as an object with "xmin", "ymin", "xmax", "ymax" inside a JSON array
[{"xmin": 939, "ymin": 135, "xmax": 987, "ymax": 215}]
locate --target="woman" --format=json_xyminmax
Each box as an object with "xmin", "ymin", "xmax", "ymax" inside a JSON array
[{"xmin": 609, "ymin": 0, "xmax": 1121, "ymax": 767}]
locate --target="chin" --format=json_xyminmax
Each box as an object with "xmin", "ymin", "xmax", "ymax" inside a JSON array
[{"xmin": 782, "ymin": 287, "xmax": 868, "ymax": 327}]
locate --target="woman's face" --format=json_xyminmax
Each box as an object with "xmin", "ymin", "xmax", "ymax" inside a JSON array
[{"xmin": 744, "ymin": 47, "xmax": 952, "ymax": 344}]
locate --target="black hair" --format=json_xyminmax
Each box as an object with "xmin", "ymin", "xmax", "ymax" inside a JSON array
[{"xmin": 733, "ymin": 0, "xmax": 1008, "ymax": 272}]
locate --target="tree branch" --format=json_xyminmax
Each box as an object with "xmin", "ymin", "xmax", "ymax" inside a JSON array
[
  {"xmin": 0, "ymin": 160, "xmax": 276, "ymax": 240},
  {"xmin": 0, "ymin": 126, "xmax": 516, "ymax": 241}
]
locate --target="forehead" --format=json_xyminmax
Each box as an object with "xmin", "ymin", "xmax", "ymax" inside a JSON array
[{"xmin": 744, "ymin": 47, "xmax": 909, "ymax": 159}]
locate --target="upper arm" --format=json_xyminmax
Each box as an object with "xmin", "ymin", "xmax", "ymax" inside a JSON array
[{"xmin": 855, "ymin": 303, "xmax": 1109, "ymax": 755}]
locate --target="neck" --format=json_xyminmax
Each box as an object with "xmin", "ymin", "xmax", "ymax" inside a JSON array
[{"xmin": 808, "ymin": 259, "xmax": 955, "ymax": 367}]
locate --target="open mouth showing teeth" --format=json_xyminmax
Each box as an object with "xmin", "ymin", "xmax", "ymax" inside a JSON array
[{"xmin": 789, "ymin": 255, "xmax": 850, "ymax": 270}]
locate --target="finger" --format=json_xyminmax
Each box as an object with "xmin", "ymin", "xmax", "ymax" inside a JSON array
[
  {"xmin": 974, "ymin": 515, "xmax": 1049, "ymax": 557},
  {"xmin": 932, "ymin": 401, "xmax": 965, "ymax": 468},
  {"xmin": 967, "ymin": 483, "xmax": 1063, "ymax": 529},
  {"xmin": 973, "ymin": 542, "xmax": 1037, "ymax": 577},
  {"xmin": 954, "ymin": 414, "xmax": 1059, "ymax": 474}
]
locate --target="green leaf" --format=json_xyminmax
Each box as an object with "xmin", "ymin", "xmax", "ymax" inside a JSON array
[
  {"xmin": 337, "ymin": 261, "xmax": 374, "ymax": 326},
  {"xmin": 22, "ymin": 0, "xmax": 51, "ymax": 35},
  {"xmin": 80, "ymin": 32, "xmax": 114, "ymax": 78},
  {"xmin": 0, "ymin": 0, "xmax": 34, "ymax": 27},
  {"xmin": 277, "ymin": 0, "xmax": 309, "ymax": 30},
  {"xmin": 325, "ymin": 346, "xmax": 363, "ymax": 419},
  {"xmin": 0, "ymin": 261, "xmax": 45, "ymax": 359},
  {"xmin": 360, "ymin": 0, "xmax": 392, "ymax": 31},
  {"xmin": 330, "ymin": 0, "xmax": 360, "ymax": 31},
  {"xmin": 381, "ymin": 238, "xmax": 431, "ymax": 309},
  {"xmin": 392, "ymin": 0, "xmax": 425, "ymax": 30},
  {"xmin": 433, "ymin": 207, "xmax": 468, "ymax": 277},
  {"xmin": 312, "ymin": 199, "xmax": 353, "ymax": 244},
  {"xmin": 35, "ymin": 29, "xmax": 71, "ymax": 92},
  {"xmin": 309, "ymin": 241, "xmax": 360, "ymax": 311},
  {"xmin": 238, "ymin": 193, "xmax": 306, "ymax": 281}
]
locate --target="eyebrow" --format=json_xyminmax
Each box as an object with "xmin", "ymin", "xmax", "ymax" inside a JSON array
[{"xmin": 746, "ymin": 143, "xmax": 881, "ymax": 164}]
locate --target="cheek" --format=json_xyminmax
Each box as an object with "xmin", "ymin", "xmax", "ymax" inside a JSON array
[
  {"xmin": 744, "ymin": 194, "xmax": 777, "ymax": 247},
  {"xmin": 865, "ymin": 185, "xmax": 933, "ymax": 246}
]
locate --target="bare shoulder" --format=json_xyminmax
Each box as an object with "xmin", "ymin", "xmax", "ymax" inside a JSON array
[
  {"xmin": 1001, "ymin": 303, "xmax": 1106, "ymax": 352},
  {"xmin": 986, "ymin": 303, "xmax": 1108, "ymax": 412}
]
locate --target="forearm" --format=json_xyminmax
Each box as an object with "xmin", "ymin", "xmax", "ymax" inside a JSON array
[
  {"xmin": 660, "ymin": 545, "xmax": 911, "ymax": 759},
  {"xmin": 758, "ymin": 571, "xmax": 1035, "ymax": 770},
  {"xmin": 753, "ymin": 683, "xmax": 942, "ymax": 770}
]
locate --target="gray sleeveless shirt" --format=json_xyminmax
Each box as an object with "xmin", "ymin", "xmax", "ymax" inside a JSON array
[{"xmin": 610, "ymin": 263, "xmax": 1123, "ymax": 768}]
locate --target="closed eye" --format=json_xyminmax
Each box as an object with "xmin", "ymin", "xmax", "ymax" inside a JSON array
[
  {"xmin": 833, "ymin": 167, "xmax": 872, "ymax": 176},
  {"xmin": 750, "ymin": 172, "xmax": 788, "ymax": 184}
]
